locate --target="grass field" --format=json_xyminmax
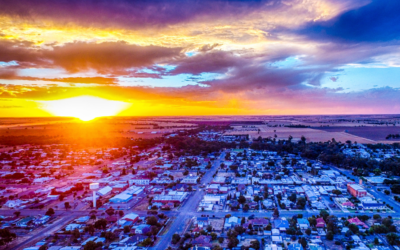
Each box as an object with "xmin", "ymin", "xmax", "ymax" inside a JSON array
[
  {"xmin": 225, "ymin": 125, "xmax": 375, "ymax": 143},
  {"xmin": 314, "ymin": 126, "xmax": 400, "ymax": 141}
]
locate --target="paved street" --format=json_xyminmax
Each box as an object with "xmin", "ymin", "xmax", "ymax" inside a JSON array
[{"xmin": 151, "ymin": 153, "xmax": 225, "ymax": 250}]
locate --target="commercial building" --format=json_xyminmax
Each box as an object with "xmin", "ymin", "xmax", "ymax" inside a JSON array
[{"xmin": 347, "ymin": 184, "xmax": 367, "ymax": 198}]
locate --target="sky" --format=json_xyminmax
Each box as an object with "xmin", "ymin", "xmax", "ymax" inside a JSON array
[{"xmin": 0, "ymin": 0, "xmax": 400, "ymax": 117}]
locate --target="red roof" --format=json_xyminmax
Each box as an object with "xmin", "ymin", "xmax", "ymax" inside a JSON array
[
  {"xmin": 348, "ymin": 217, "xmax": 369, "ymax": 229},
  {"xmin": 316, "ymin": 218, "xmax": 325, "ymax": 228}
]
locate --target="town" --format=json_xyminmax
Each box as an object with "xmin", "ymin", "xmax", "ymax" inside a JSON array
[{"xmin": 1, "ymin": 125, "xmax": 400, "ymax": 250}]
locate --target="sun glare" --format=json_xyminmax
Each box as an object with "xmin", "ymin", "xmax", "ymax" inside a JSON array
[{"xmin": 41, "ymin": 96, "xmax": 130, "ymax": 121}]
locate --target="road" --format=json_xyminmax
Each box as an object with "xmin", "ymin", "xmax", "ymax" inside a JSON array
[
  {"xmin": 329, "ymin": 165, "xmax": 400, "ymax": 213},
  {"xmin": 9, "ymin": 214, "xmax": 77, "ymax": 250},
  {"xmin": 151, "ymin": 153, "xmax": 225, "ymax": 250}
]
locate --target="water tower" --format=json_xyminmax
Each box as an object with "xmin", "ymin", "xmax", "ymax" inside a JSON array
[{"xmin": 89, "ymin": 183, "xmax": 99, "ymax": 208}]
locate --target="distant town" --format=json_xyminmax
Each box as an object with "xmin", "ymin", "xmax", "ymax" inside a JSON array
[{"xmin": 1, "ymin": 117, "xmax": 400, "ymax": 250}]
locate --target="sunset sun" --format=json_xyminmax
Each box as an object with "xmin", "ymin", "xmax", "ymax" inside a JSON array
[{"xmin": 41, "ymin": 96, "xmax": 130, "ymax": 121}]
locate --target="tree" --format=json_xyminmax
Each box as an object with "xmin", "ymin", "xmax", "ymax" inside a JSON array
[
  {"xmin": 373, "ymin": 214, "xmax": 382, "ymax": 220},
  {"xmin": 13, "ymin": 211, "xmax": 21, "ymax": 217},
  {"xmin": 45, "ymin": 208, "xmax": 55, "ymax": 216},
  {"xmin": 142, "ymin": 237, "xmax": 153, "ymax": 247},
  {"xmin": 385, "ymin": 190, "xmax": 391, "ymax": 195},
  {"xmin": 106, "ymin": 208, "xmax": 115, "ymax": 216},
  {"xmin": 320, "ymin": 209, "xmax": 329, "ymax": 220},
  {"xmin": 39, "ymin": 245, "xmax": 48, "ymax": 250},
  {"xmin": 288, "ymin": 193, "xmax": 297, "ymax": 202},
  {"xmin": 64, "ymin": 202, "xmax": 70, "ymax": 210},
  {"xmin": 119, "ymin": 210, "xmax": 124, "ymax": 217},
  {"xmin": 124, "ymin": 226, "xmax": 131, "ymax": 234},
  {"xmin": 104, "ymin": 231, "xmax": 117, "ymax": 242},
  {"xmin": 94, "ymin": 219, "xmax": 107, "ymax": 230},
  {"xmin": 228, "ymin": 237, "xmax": 239, "ymax": 249},
  {"xmin": 84, "ymin": 224, "xmax": 95, "ymax": 235},
  {"xmin": 326, "ymin": 231, "xmax": 334, "ymax": 240},
  {"xmin": 308, "ymin": 217, "xmax": 317, "ymax": 227},
  {"xmin": 374, "ymin": 237, "xmax": 379, "ymax": 245},
  {"xmin": 211, "ymin": 232, "xmax": 217, "ymax": 240},
  {"xmin": 296, "ymin": 197, "xmax": 306, "ymax": 209},
  {"xmin": 387, "ymin": 233, "xmax": 399, "ymax": 245},
  {"xmin": 0, "ymin": 228, "xmax": 17, "ymax": 245},
  {"xmin": 238, "ymin": 195, "xmax": 246, "ymax": 204},
  {"xmin": 171, "ymin": 233, "xmax": 181, "ymax": 244},
  {"xmin": 243, "ymin": 204, "xmax": 249, "ymax": 212},
  {"xmin": 146, "ymin": 216, "xmax": 158, "ymax": 226},
  {"xmin": 305, "ymin": 228, "xmax": 311, "ymax": 235},
  {"xmin": 348, "ymin": 223, "xmax": 359, "ymax": 234},
  {"xmin": 83, "ymin": 241, "xmax": 103, "ymax": 250},
  {"xmin": 250, "ymin": 240, "xmax": 260, "ymax": 250},
  {"xmin": 273, "ymin": 208, "xmax": 279, "ymax": 218},
  {"xmin": 299, "ymin": 237, "xmax": 307, "ymax": 248},
  {"xmin": 332, "ymin": 189, "xmax": 342, "ymax": 196}
]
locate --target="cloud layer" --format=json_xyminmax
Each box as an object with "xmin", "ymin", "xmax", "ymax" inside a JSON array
[{"xmin": 0, "ymin": 0, "xmax": 400, "ymax": 115}]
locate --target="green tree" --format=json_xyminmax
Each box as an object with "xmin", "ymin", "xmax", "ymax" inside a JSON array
[
  {"xmin": 45, "ymin": 208, "xmax": 55, "ymax": 216},
  {"xmin": 273, "ymin": 208, "xmax": 279, "ymax": 218},
  {"xmin": 171, "ymin": 233, "xmax": 181, "ymax": 244},
  {"xmin": 146, "ymin": 216, "xmax": 158, "ymax": 226},
  {"xmin": 124, "ymin": 226, "xmax": 131, "ymax": 234},
  {"xmin": 238, "ymin": 195, "xmax": 246, "ymax": 204},
  {"xmin": 320, "ymin": 210, "xmax": 330, "ymax": 220},
  {"xmin": 348, "ymin": 223, "xmax": 359, "ymax": 234},
  {"xmin": 83, "ymin": 241, "xmax": 103, "ymax": 250},
  {"xmin": 326, "ymin": 231, "xmax": 334, "ymax": 240},
  {"xmin": 296, "ymin": 197, "xmax": 306, "ymax": 209},
  {"xmin": 142, "ymin": 237, "xmax": 153, "ymax": 246},
  {"xmin": 387, "ymin": 233, "xmax": 399, "ymax": 245}
]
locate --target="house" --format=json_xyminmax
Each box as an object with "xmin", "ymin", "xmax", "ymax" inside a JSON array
[
  {"xmin": 192, "ymin": 235, "xmax": 212, "ymax": 247},
  {"xmin": 196, "ymin": 217, "xmax": 209, "ymax": 228},
  {"xmin": 16, "ymin": 216, "xmax": 35, "ymax": 227},
  {"xmin": 273, "ymin": 219, "xmax": 289, "ymax": 230},
  {"xmin": 343, "ymin": 201, "xmax": 356, "ymax": 208},
  {"xmin": 361, "ymin": 202, "xmax": 386, "ymax": 210},
  {"xmin": 133, "ymin": 224, "xmax": 151, "ymax": 234},
  {"xmin": 288, "ymin": 243, "xmax": 304, "ymax": 250},
  {"xmin": 297, "ymin": 219, "xmax": 310, "ymax": 229},
  {"xmin": 224, "ymin": 216, "xmax": 239, "ymax": 229},
  {"xmin": 316, "ymin": 218, "xmax": 325, "ymax": 228},
  {"xmin": 120, "ymin": 213, "xmax": 139, "ymax": 224},
  {"xmin": 244, "ymin": 218, "xmax": 269, "ymax": 229},
  {"xmin": 34, "ymin": 215, "xmax": 50, "ymax": 225},
  {"xmin": 271, "ymin": 236, "xmax": 283, "ymax": 244},
  {"xmin": 75, "ymin": 216, "xmax": 90, "ymax": 223},
  {"xmin": 65, "ymin": 224, "xmax": 83, "ymax": 231},
  {"xmin": 348, "ymin": 217, "xmax": 369, "ymax": 229}
]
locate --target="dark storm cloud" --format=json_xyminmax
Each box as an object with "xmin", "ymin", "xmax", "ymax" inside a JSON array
[
  {"xmin": 299, "ymin": 0, "xmax": 400, "ymax": 43},
  {"xmin": 0, "ymin": 0, "xmax": 271, "ymax": 28}
]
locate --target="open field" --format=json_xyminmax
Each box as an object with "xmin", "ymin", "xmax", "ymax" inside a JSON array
[
  {"xmin": 314, "ymin": 126, "xmax": 400, "ymax": 141},
  {"xmin": 225, "ymin": 125, "xmax": 376, "ymax": 143}
]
